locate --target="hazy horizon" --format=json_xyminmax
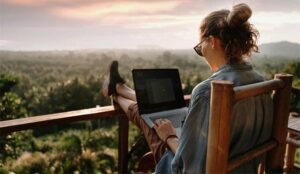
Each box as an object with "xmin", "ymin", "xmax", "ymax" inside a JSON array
[
  {"xmin": 0, "ymin": 40, "xmax": 299, "ymax": 52},
  {"xmin": 1, "ymin": 0, "xmax": 300, "ymax": 51}
]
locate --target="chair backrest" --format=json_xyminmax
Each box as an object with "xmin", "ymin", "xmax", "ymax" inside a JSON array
[{"xmin": 205, "ymin": 73, "xmax": 293, "ymax": 174}]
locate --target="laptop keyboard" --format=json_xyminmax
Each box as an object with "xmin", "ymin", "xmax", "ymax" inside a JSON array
[
  {"xmin": 164, "ymin": 113, "xmax": 184, "ymax": 128},
  {"xmin": 148, "ymin": 107, "xmax": 187, "ymax": 128}
]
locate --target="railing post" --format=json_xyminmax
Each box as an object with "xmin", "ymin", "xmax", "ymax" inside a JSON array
[
  {"xmin": 266, "ymin": 74, "xmax": 293, "ymax": 173},
  {"xmin": 118, "ymin": 113, "xmax": 129, "ymax": 174}
]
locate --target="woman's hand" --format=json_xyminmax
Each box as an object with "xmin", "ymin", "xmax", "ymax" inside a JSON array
[
  {"xmin": 153, "ymin": 118, "xmax": 179, "ymax": 154},
  {"xmin": 153, "ymin": 118, "xmax": 177, "ymax": 142}
]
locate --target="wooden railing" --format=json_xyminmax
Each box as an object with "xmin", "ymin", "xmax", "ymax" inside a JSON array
[{"xmin": 0, "ymin": 95, "xmax": 191, "ymax": 174}]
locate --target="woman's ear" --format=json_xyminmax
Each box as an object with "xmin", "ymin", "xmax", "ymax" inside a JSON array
[
  {"xmin": 210, "ymin": 36, "xmax": 220, "ymax": 49},
  {"xmin": 209, "ymin": 36, "xmax": 216, "ymax": 49}
]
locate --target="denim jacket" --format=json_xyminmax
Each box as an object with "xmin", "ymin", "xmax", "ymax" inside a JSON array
[{"xmin": 155, "ymin": 62, "xmax": 273, "ymax": 174}]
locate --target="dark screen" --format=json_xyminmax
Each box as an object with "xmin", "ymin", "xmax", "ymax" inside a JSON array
[
  {"xmin": 132, "ymin": 69, "xmax": 185, "ymax": 114},
  {"xmin": 146, "ymin": 78, "xmax": 175, "ymax": 104}
]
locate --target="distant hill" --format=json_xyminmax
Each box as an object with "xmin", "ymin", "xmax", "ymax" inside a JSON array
[
  {"xmin": 258, "ymin": 41, "xmax": 300, "ymax": 59},
  {"xmin": 1, "ymin": 41, "xmax": 300, "ymax": 60}
]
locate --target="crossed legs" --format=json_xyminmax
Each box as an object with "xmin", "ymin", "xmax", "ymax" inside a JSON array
[
  {"xmin": 114, "ymin": 84, "xmax": 137, "ymax": 114},
  {"xmin": 113, "ymin": 83, "xmax": 166, "ymax": 163}
]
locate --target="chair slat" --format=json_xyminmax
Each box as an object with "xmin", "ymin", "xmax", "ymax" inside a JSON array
[
  {"xmin": 228, "ymin": 140, "xmax": 277, "ymax": 171},
  {"xmin": 234, "ymin": 79, "xmax": 284, "ymax": 102}
]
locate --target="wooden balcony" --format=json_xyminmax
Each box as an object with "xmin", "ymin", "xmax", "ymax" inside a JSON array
[{"xmin": 0, "ymin": 87, "xmax": 299, "ymax": 173}]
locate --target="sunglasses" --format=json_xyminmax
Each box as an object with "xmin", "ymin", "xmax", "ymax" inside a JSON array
[{"xmin": 193, "ymin": 37, "xmax": 210, "ymax": 57}]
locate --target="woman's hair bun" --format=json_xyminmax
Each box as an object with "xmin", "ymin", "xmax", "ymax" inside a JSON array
[{"xmin": 227, "ymin": 3, "xmax": 252, "ymax": 28}]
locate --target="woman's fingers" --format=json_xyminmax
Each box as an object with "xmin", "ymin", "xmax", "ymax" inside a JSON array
[
  {"xmin": 154, "ymin": 119, "xmax": 161, "ymax": 126},
  {"xmin": 155, "ymin": 118, "xmax": 170, "ymax": 126},
  {"xmin": 164, "ymin": 119, "xmax": 171, "ymax": 124}
]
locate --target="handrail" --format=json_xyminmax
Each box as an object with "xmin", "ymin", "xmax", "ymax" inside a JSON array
[
  {"xmin": 0, "ymin": 95, "xmax": 191, "ymax": 134},
  {"xmin": 5, "ymin": 85, "xmax": 300, "ymax": 134},
  {"xmin": 0, "ymin": 95, "xmax": 191, "ymax": 174},
  {"xmin": 0, "ymin": 106, "xmax": 122, "ymax": 134}
]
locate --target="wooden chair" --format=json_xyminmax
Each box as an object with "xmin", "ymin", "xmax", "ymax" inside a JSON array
[
  {"xmin": 207, "ymin": 73, "xmax": 293, "ymax": 173},
  {"xmin": 132, "ymin": 73, "xmax": 293, "ymax": 173}
]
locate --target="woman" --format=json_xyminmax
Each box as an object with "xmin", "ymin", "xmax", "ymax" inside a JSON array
[{"xmin": 102, "ymin": 3, "xmax": 273, "ymax": 173}]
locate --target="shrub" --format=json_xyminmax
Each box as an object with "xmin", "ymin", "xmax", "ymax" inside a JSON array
[
  {"xmin": 85, "ymin": 129, "xmax": 117, "ymax": 151},
  {"xmin": 78, "ymin": 149, "xmax": 97, "ymax": 174},
  {"xmin": 57, "ymin": 134, "xmax": 82, "ymax": 157},
  {"xmin": 12, "ymin": 152, "xmax": 49, "ymax": 174},
  {"xmin": 0, "ymin": 166, "xmax": 9, "ymax": 174}
]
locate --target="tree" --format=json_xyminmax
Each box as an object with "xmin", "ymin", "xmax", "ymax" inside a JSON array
[
  {"xmin": 0, "ymin": 74, "xmax": 27, "ymax": 121},
  {"xmin": 0, "ymin": 74, "xmax": 18, "ymax": 96},
  {"xmin": 0, "ymin": 74, "xmax": 31, "ymax": 165},
  {"xmin": 283, "ymin": 62, "xmax": 300, "ymax": 113},
  {"xmin": 32, "ymin": 76, "xmax": 110, "ymax": 115},
  {"xmin": 284, "ymin": 61, "xmax": 300, "ymax": 81}
]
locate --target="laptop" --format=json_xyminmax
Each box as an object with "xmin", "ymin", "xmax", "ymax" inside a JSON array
[{"xmin": 132, "ymin": 69, "xmax": 188, "ymax": 136}]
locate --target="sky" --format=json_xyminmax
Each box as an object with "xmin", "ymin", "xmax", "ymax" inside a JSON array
[{"xmin": 0, "ymin": 0, "xmax": 300, "ymax": 50}]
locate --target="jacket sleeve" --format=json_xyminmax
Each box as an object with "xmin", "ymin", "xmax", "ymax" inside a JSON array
[{"xmin": 171, "ymin": 94, "xmax": 210, "ymax": 174}]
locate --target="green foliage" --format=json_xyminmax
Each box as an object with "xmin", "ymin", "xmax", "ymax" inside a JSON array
[
  {"xmin": 77, "ymin": 149, "xmax": 97, "ymax": 174},
  {"xmin": 12, "ymin": 152, "xmax": 50, "ymax": 174},
  {"xmin": 31, "ymin": 138, "xmax": 53, "ymax": 153},
  {"xmin": 0, "ymin": 92, "xmax": 27, "ymax": 120},
  {"xmin": 295, "ymin": 149, "xmax": 300, "ymax": 164},
  {"xmin": 0, "ymin": 131, "xmax": 34, "ymax": 163},
  {"xmin": 284, "ymin": 61, "xmax": 300, "ymax": 80},
  {"xmin": 283, "ymin": 62, "xmax": 300, "ymax": 113},
  {"xmin": 0, "ymin": 74, "xmax": 18, "ymax": 96},
  {"xmin": 97, "ymin": 153, "xmax": 116, "ymax": 173},
  {"xmin": 26, "ymin": 76, "xmax": 110, "ymax": 115},
  {"xmin": 57, "ymin": 134, "xmax": 82, "ymax": 157},
  {"xmin": 0, "ymin": 74, "xmax": 27, "ymax": 121},
  {"xmin": 0, "ymin": 74, "xmax": 30, "ymax": 167},
  {"xmin": 0, "ymin": 166, "xmax": 9, "ymax": 174},
  {"xmin": 19, "ymin": 129, "xmax": 119, "ymax": 174},
  {"xmin": 85, "ymin": 131, "xmax": 116, "ymax": 151}
]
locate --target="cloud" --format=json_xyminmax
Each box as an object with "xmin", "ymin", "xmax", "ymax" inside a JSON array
[
  {"xmin": 98, "ymin": 14, "xmax": 203, "ymax": 29},
  {"xmin": 47, "ymin": 1, "xmax": 203, "ymax": 29},
  {"xmin": 252, "ymin": 11, "xmax": 300, "ymax": 30},
  {"xmin": 1, "ymin": 0, "xmax": 62, "ymax": 6},
  {"xmin": 1, "ymin": 0, "xmax": 42, "ymax": 6},
  {"xmin": 248, "ymin": 0, "xmax": 300, "ymax": 12},
  {"xmin": 254, "ymin": 11, "xmax": 300, "ymax": 24},
  {"xmin": 52, "ymin": 1, "xmax": 183, "ymax": 20},
  {"xmin": 0, "ymin": 40, "xmax": 14, "ymax": 47}
]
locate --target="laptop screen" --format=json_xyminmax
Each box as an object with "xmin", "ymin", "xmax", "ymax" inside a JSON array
[{"xmin": 132, "ymin": 69, "xmax": 185, "ymax": 114}]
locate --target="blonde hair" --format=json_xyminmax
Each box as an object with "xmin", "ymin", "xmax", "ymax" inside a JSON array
[{"xmin": 200, "ymin": 3, "xmax": 259, "ymax": 63}]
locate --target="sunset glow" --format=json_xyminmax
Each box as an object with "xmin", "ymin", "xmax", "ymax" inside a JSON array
[{"xmin": 53, "ymin": 1, "xmax": 182, "ymax": 20}]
